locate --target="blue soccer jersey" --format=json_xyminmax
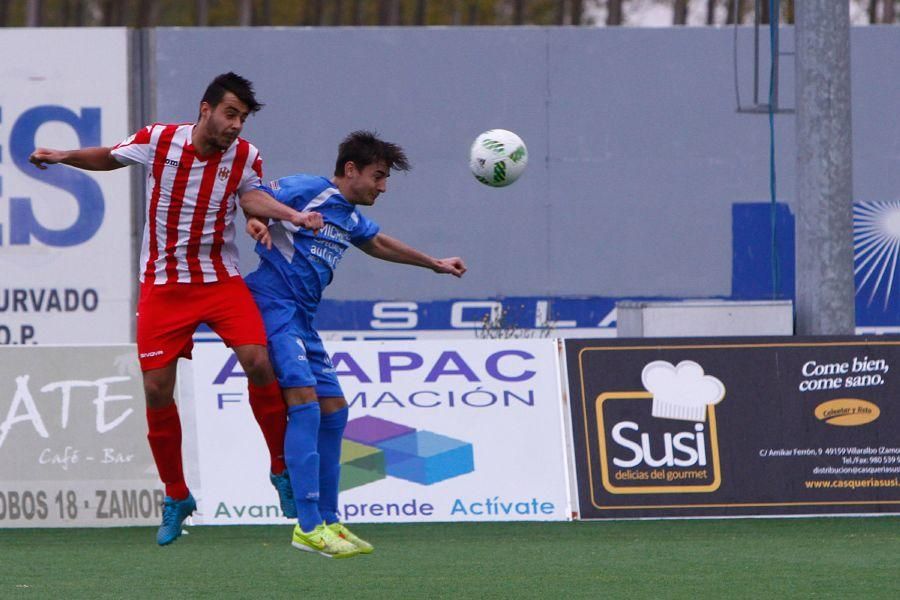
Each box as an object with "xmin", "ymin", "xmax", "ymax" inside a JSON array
[
  {"xmin": 245, "ymin": 174, "xmax": 379, "ymax": 395},
  {"xmin": 247, "ymin": 174, "xmax": 379, "ymax": 311}
]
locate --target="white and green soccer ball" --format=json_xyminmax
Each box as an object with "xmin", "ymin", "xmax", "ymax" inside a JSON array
[{"xmin": 469, "ymin": 129, "xmax": 528, "ymax": 187}]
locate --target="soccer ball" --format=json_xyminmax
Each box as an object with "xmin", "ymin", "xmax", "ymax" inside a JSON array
[{"xmin": 469, "ymin": 129, "xmax": 528, "ymax": 187}]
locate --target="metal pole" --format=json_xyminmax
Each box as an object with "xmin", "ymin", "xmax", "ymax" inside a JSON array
[
  {"xmin": 794, "ymin": 1, "xmax": 855, "ymax": 334},
  {"xmin": 753, "ymin": 0, "xmax": 760, "ymax": 105},
  {"xmin": 26, "ymin": 0, "xmax": 42, "ymax": 26},
  {"xmin": 238, "ymin": 0, "xmax": 252, "ymax": 26}
]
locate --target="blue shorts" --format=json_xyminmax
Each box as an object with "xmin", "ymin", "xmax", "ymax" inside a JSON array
[{"xmin": 247, "ymin": 284, "xmax": 343, "ymax": 398}]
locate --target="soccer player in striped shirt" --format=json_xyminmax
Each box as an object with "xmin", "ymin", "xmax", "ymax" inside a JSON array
[
  {"xmin": 29, "ymin": 72, "xmax": 323, "ymax": 545},
  {"xmin": 242, "ymin": 131, "xmax": 466, "ymax": 558}
]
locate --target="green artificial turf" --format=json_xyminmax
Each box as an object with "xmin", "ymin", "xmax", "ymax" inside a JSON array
[{"xmin": 2, "ymin": 518, "xmax": 898, "ymax": 599}]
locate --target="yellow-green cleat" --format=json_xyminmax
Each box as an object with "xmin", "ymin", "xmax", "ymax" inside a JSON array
[
  {"xmin": 291, "ymin": 523, "xmax": 359, "ymax": 559},
  {"xmin": 328, "ymin": 522, "xmax": 374, "ymax": 554}
]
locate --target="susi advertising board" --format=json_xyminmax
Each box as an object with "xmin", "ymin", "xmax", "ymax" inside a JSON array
[
  {"xmin": 182, "ymin": 339, "xmax": 571, "ymax": 524},
  {"xmin": 565, "ymin": 337, "xmax": 900, "ymax": 518}
]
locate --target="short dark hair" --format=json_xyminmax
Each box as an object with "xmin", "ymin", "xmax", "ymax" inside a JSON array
[
  {"xmin": 201, "ymin": 72, "xmax": 263, "ymax": 114},
  {"xmin": 334, "ymin": 130, "xmax": 411, "ymax": 176}
]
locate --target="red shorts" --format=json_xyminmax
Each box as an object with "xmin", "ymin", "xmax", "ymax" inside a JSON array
[{"xmin": 136, "ymin": 276, "xmax": 267, "ymax": 371}]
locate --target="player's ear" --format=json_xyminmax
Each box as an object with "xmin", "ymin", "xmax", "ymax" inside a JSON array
[
  {"xmin": 344, "ymin": 161, "xmax": 358, "ymax": 178},
  {"xmin": 198, "ymin": 101, "xmax": 211, "ymax": 122}
]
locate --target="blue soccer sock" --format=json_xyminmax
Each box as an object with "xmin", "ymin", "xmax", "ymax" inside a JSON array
[
  {"xmin": 318, "ymin": 406, "xmax": 348, "ymax": 525},
  {"xmin": 284, "ymin": 403, "xmax": 322, "ymax": 532}
]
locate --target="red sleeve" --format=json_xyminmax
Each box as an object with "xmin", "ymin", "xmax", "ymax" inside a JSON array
[
  {"xmin": 252, "ymin": 154, "xmax": 263, "ymax": 180},
  {"xmin": 110, "ymin": 124, "xmax": 158, "ymax": 166}
]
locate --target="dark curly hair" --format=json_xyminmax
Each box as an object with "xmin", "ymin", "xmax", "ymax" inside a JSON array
[
  {"xmin": 334, "ymin": 130, "xmax": 411, "ymax": 176},
  {"xmin": 201, "ymin": 72, "xmax": 264, "ymax": 114}
]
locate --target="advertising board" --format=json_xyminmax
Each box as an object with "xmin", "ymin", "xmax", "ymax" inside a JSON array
[
  {"xmin": 0, "ymin": 29, "xmax": 133, "ymax": 345},
  {"xmin": 566, "ymin": 337, "xmax": 900, "ymax": 518},
  {"xmin": 183, "ymin": 339, "xmax": 572, "ymax": 524},
  {"xmin": 0, "ymin": 345, "xmax": 161, "ymax": 527}
]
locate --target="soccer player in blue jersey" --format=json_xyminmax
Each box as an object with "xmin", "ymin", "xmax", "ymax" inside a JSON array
[{"xmin": 241, "ymin": 131, "xmax": 466, "ymax": 558}]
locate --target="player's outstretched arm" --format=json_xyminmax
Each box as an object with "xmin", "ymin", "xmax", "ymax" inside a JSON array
[
  {"xmin": 239, "ymin": 189, "xmax": 323, "ymax": 234},
  {"xmin": 29, "ymin": 147, "xmax": 123, "ymax": 171},
  {"xmin": 359, "ymin": 233, "xmax": 466, "ymax": 278}
]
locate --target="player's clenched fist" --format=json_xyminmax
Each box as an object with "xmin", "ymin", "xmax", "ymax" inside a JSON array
[
  {"xmin": 246, "ymin": 217, "xmax": 272, "ymax": 249},
  {"xmin": 29, "ymin": 148, "xmax": 66, "ymax": 170},
  {"xmin": 433, "ymin": 257, "xmax": 467, "ymax": 277},
  {"xmin": 291, "ymin": 210, "xmax": 324, "ymax": 234}
]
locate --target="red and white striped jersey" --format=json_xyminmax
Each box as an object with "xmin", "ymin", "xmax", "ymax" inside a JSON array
[{"xmin": 111, "ymin": 123, "xmax": 263, "ymax": 285}]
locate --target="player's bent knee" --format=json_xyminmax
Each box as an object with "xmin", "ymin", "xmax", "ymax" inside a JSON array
[
  {"xmin": 319, "ymin": 396, "xmax": 348, "ymax": 414},
  {"xmin": 141, "ymin": 366, "xmax": 177, "ymax": 407},
  {"xmin": 234, "ymin": 344, "xmax": 275, "ymax": 384},
  {"xmin": 142, "ymin": 382, "xmax": 175, "ymax": 409},
  {"xmin": 283, "ymin": 386, "xmax": 318, "ymax": 406}
]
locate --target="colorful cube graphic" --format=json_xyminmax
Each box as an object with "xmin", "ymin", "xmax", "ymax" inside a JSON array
[
  {"xmin": 340, "ymin": 416, "xmax": 475, "ymax": 489},
  {"xmin": 375, "ymin": 430, "xmax": 474, "ymax": 485},
  {"xmin": 339, "ymin": 439, "xmax": 386, "ymax": 491},
  {"xmin": 344, "ymin": 415, "xmax": 415, "ymax": 445}
]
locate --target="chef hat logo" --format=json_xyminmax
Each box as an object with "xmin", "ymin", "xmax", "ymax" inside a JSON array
[{"xmin": 641, "ymin": 360, "xmax": 725, "ymax": 422}]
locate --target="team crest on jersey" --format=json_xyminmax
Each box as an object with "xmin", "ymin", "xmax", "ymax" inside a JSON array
[{"xmin": 218, "ymin": 166, "xmax": 231, "ymax": 181}]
